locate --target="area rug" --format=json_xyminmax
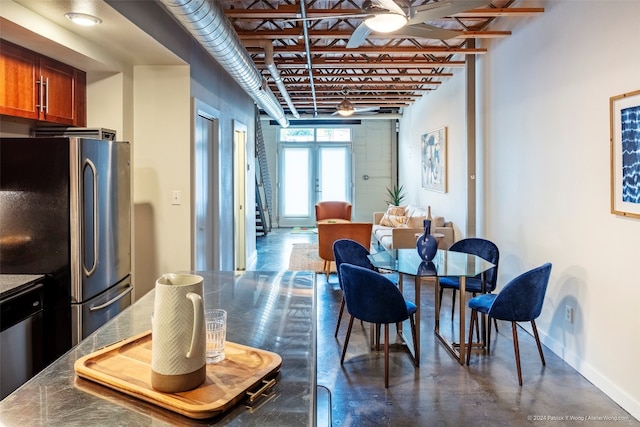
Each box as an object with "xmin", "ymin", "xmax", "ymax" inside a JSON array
[
  {"xmin": 290, "ymin": 227, "xmax": 317, "ymax": 234},
  {"xmin": 288, "ymin": 243, "xmax": 337, "ymax": 273}
]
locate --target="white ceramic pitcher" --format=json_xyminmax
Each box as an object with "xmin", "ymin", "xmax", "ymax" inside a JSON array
[{"xmin": 151, "ymin": 273, "xmax": 206, "ymax": 393}]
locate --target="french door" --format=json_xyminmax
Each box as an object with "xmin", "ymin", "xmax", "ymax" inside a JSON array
[{"xmin": 278, "ymin": 143, "xmax": 351, "ymax": 227}]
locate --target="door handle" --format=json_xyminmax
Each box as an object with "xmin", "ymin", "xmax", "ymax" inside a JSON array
[
  {"xmin": 83, "ymin": 159, "xmax": 98, "ymax": 277},
  {"xmin": 89, "ymin": 285, "xmax": 133, "ymax": 311}
]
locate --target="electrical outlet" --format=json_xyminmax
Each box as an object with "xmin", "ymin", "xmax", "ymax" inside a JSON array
[
  {"xmin": 565, "ymin": 305, "xmax": 574, "ymax": 324},
  {"xmin": 172, "ymin": 190, "xmax": 181, "ymax": 205}
]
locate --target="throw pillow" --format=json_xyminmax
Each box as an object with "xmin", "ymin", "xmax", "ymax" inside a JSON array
[
  {"xmin": 379, "ymin": 205, "xmax": 407, "ymax": 227},
  {"xmin": 380, "ymin": 214, "xmax": 407, "ymax": 227}
]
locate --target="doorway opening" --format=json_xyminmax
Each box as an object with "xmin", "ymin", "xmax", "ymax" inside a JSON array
[{"xmin": 278, "ymin": 127, "xmax": 352, "ymax": 228}]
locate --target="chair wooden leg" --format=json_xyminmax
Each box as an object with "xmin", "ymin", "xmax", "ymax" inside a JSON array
[
  {"xmin": 511, "ymin": 322, "xmax": 523, "ymax": 386},
  {"xmin": 376, "ymin": 324, "xmax": 381, "ymax": 351},
  {"xmin": 466, "ymin": 310, "xmax": 477, "ymax": 366},
  {"xmin": 451, "ymin": 289, "xmax": 456, "ymax": 319},
  {"xmin": 325, "ymin": 261, "xmax": 331, "ymax": 281},
  {"xmin": 486, "ymin": 315, "xmax": 492, "ymax": 354},
  {"xmin": 334, "ymin": 297, "xmax": 345, "ymax": 337},
  {"xmin": 384, "ymin": 324, "xmax": 390, "ymax": 388},
  {"xmin": 531, "ymin": 320, "xmax": 546, "ymax": 366},
  {"xmin": 493, "ymin": 318, "xmax": 499, "ymax": 333},
  {"xmin": 409, "ymin": 314, "xmax": 418, "ymax": 364},
  {"xmin": 341, "ymin": 316, "xmax": 355, "ymax": 365}
]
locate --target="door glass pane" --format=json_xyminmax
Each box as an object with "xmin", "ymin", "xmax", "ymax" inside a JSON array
[
  {"xmin": 283, "ymin": 147, "xmax": 310, "ymax": 216},
  {"xmin": 317, "ymin": 128, "xmax": 351, "ymax": 142},
  {"xmin": 319, "ymin": 146, "xmax": 347, "ymax": 201},
  {"xmin": 280, "ymin": 128, "xmax": 314, "ymax": 142}
]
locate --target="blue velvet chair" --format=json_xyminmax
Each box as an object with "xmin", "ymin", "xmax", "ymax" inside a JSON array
[
  {"xmin": 439, "ymin": 238, "xmax": 500, "ymax": 318},
  {"xmin": 466, "ymin": 262, "xmax": 552, "ymax": 386},
  {"xmin": 333, "ymin": 239, "xmax": 375, "ymax": 338},
  {"xmin": 339, "ymin": 264, "xmax": 417, "ymax": 388}
]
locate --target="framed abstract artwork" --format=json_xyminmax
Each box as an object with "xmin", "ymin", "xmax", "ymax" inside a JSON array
[
  {"xmin": 610, "ymin": 90, "xmax": 640, "ymax": 219},
  {"xmin": 421, "ymin": 127, "xmax": 447, "ymax": 192}
]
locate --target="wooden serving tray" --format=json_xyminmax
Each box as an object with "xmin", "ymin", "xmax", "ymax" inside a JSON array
[{"xmin": 74, "ymin": 330, "xmax": 282, "ymax": 419}]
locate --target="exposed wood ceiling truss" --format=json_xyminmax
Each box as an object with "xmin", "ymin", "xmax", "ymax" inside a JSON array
[{"xmin": 220, "ymin": 0, "xmax": 544, "ymax": 117}]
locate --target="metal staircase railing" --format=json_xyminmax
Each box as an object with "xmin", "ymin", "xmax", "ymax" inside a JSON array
[{"xmin": 255, "ymin": 114, "xmax": 273, "ymax": 235}]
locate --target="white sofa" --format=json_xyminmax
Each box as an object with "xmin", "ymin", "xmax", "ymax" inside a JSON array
[{"xmin": 372, "ymin": 204, "xmax": 455, "ymax": 251}]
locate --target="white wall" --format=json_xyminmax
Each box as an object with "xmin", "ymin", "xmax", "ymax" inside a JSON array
[
  {"xmin": 399, "ymin": 71, "xmax": 469, "ymax": 239},
  {"xmin": 133, "ymin": 65, "xmax": 191, "ymax": 297},
  {"xmin": 399, "ymin": 0, "xmax": 640, "ymax": 419}
]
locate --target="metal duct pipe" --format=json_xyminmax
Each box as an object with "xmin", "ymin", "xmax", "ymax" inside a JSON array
[
  {"xmin": 159, "ymin": 0, "xmax": 289, "ymax": 127},
  {"xmin": 299, "ymin": 0, "xmax": 318, "ymax": 116},
  {"xmin": 245, "ymin": 40, "xmax": 300, "ymax": 119}
]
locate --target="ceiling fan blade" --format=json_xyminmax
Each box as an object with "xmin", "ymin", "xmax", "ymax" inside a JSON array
[
  {"xmin": 332, "ymin": 105, "xmax": 381, "ymax": 116},
  {"xmin": 354, "ymin": 106, "xmax": 381, "ymax": 113},
  {"xmin": 374, "ymin": 0, "xmax": 406, "ymax": 16},
  {"xmin": 408, "ymin": 0, "xmax": 490, "ymax": 25},
  {"xmin": 390, "ymin": 23, "xmax": 461, "ymax": 40},
  {"xmin": 346, "ymin": 22, "xmax": 372, "ymax": 48}
]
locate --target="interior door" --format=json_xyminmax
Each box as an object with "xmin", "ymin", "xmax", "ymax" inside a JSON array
[
  {"xmin": 233, "ymin": 120, "xmax": 248, "ymax": 270},
  {"xmin": 278, "ymin": 144, "xmax": 313, "ymax": 228},
  {"xmin": 193, "ymin": 98, "xmax": 220, "ymax": 271},
  {"xmin": 278, "ymin": 143, "xmax": 351, "ymax": 227}
]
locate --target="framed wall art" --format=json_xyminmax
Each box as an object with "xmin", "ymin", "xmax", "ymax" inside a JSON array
[
  {"xmin": 610, "ymin": 89, "xmax": 640, "ymax": 219},
  {"xmin": 421, "ymin": 127, "xmax": 447, "ymax": 192}
]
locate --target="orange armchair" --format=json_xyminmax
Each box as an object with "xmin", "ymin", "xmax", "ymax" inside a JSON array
[
  {"xmin": 315, "ymin": 201, "xmax": 352, "ymax": 222},
  {"xmin": 317, "ymin": 222, "xmax": 373, "ymax": 280}
]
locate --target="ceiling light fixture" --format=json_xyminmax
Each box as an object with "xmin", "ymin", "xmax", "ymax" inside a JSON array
[
  {"xmin": 336, "ymin": 99, "xmax": 355, "ymax": 117},
  {"xmin": 64, "ymin": 13, "xmax": 102, "ymax": 26},
  {"xmin": 364, "ymin": 12, "xmax": 407, "ymax": 33}
]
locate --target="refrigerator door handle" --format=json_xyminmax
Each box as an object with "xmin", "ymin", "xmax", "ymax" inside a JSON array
[
  {"xmin": 83, "ymin": 158, "xmax": 99, "ymax": 277},
  {"xmin": 89, "ymin": 285, "xmax": 133, "ymax": 312}
]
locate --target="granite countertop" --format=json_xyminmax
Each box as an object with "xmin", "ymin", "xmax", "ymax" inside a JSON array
[
  {"xmin": 0, "ymin": 270, "xmax": 317, "ymax": 426},
  {"xmin": 0, "ymin": 274, "xmax": 45, "ymax": 299}
]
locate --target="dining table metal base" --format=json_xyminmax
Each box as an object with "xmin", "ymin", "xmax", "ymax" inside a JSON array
[
  {"xmin": 398, "ymin": 273, "xmax": 470, "ymax": 365},
  {"xmin": 433, "ymin": 275, "xmax": 468, "ymax": 365}
]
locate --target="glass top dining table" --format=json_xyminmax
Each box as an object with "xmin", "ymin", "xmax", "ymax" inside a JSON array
[{"xmin": 368, "ymin": 248, "xmax": 495, "ymax": 365}]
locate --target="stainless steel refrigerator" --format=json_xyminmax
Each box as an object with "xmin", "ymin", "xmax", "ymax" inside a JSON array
[{"xmin": 0, "ymin": 137, "xmax": 132, "ymax": 349}]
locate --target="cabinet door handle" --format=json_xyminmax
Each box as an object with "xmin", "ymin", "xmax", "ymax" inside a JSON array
[
  {"xmin": 44, "ymin": 77, "xmax": 49, "ymax": 113},
  {"xmin": 37, "ymin": 75, "xmax": 44, "ymax": 113}
]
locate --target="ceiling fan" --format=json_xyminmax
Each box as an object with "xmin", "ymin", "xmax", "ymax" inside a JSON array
[
  {"xmin": 287, "ymin": 0, "xmax": 490, "ymax": 48},
  {"xmin": 333, "ymin": 89, "xmax": 380, "ymax": 116}
]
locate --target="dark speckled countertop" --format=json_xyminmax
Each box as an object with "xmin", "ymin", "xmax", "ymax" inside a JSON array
[
  {"xmin": 0, "ymin": 270, "xmax": 317, "ymax": 426},
  {"xmin": 0, "ymin": 274, "xmax": 45, "ymax": 299}
]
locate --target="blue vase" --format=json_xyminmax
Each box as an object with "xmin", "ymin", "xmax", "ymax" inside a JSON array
[
  {"xmin": 417, "ymin": 261, "xmax": 437, "ymax": 276},
  {"xmin": 416, "ymin": 219, "xmax": 438, "ymax": 262}
]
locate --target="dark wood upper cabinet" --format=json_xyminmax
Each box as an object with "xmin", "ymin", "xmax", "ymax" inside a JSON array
[{"xmin": 1, "ymin": 40, "xmax": 86, "ymax": 126}]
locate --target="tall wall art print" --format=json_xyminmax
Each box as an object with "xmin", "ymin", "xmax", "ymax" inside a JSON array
[
  {"xmin": 421, "ymin": 127, "xmax": 447, "ymax": 193},
  {"xmin": 610, "ymin": 89, "xmax": 640, "ymax": 219}
]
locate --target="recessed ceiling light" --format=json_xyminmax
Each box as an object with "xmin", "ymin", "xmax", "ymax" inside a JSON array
[{"xmin": 64, "ymin": 13, "xmax": 102, "ymax": 27}]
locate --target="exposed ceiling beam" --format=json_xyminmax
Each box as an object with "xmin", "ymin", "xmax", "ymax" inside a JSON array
[
  {"xmin": 298, "ymin": 88, "xmax": 430, "ymax": 93},
  {"xmin": 283, "ymin": 81, "xmax": 442, "ymax": 87},
  {"xmin": 286, "ymin": 94, "xmax": 420, "ymax": 99},
  {"xmin": 254, "ymin": 60, "xmax": 467, "ymax": 69},
  {"xmin": 224, "ymin": 7, "xmax": 545, "ymax": 19},
  {"xmin": 237, "ymin": 29, "xmax": 512, "ymax": 40},
  {"xmin": 248, "ymin": 46, "xmax": 487, "ymax": 55},
  {"xmin": 278, "ymin": 72, "xmax": 454, "ymax": 78}
]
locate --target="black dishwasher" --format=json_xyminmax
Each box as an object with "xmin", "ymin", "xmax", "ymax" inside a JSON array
[{"xmin": 0, "ymin": 282, "xmax": 44, "ymax": 400}]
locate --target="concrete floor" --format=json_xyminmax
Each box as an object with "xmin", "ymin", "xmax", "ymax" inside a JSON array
[{"xmin": 249, "ymin": 228, "xmax": 638, "ymax": 427}]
